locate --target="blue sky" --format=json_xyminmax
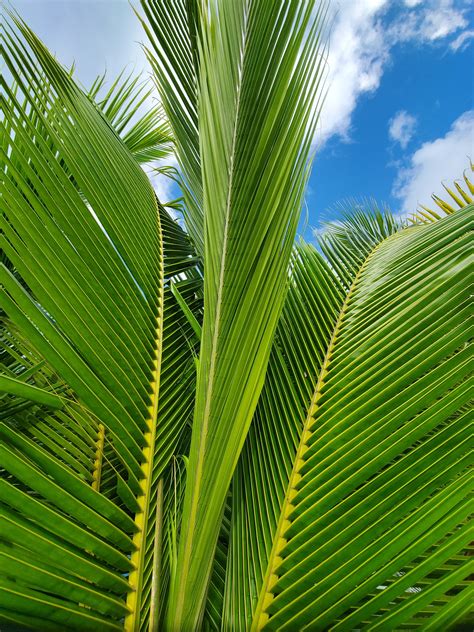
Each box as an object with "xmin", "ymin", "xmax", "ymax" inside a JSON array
[{"xmin": 12, "ymin": 0, "xmax": 474, "ymax": 240}]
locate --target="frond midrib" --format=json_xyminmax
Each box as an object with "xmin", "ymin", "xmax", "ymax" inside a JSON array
[{"xmin": 125, "ymin": 197, "xmax": 165, "ymax": 632}]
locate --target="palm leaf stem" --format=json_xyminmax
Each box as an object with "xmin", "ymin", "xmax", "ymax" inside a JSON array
[{"xmin": 125, "ymin": 245, "xmax": 165, "ymax": 630}]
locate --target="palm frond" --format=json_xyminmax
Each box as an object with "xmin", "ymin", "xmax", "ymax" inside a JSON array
[
  {"xmin": 164, "ymin": 1, "xmax": 328, "ymax": 627},
  {"xmin": 2, "ymin": 3, "xmax": 469, "ymax": 631},
  {"xmin": 220, "ymin": 243, "xmax": 342, "ymax": 628},
  {"xmin": 1, "ymin": 318, "xmax": 67, "ymax": 415},
  {"xmin": 252, "ymin": 204, "xmax": 472, "ymax": 630},
  {"xmin": 203, "ymin": 494, "xmax": 232, "ymax": 631},
  {"xmin": 318, "ymin": 200, "xmax": 402, "ymax": 288},
  {"xmin": 0, "ymin": 374, "xmax": 63, "ymax": 409}
]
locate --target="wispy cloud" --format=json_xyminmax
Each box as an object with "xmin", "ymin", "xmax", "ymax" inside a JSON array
[
  {"xmin": 390, "ymin": 0, "xmax": 469, "ymax": 43},
  {"xmin": 388, "ymin": 110, "xmax": 417, "ymax": 149},
  {"xmin": 450, "ymin": 29, "xmax": 474, "ymax": 51},
  {"xmin": 151, "ymin": 174, "xmax": 176, "ymax": 204},
  {"xmin": 392, "ymin": 110, "xmax": 474, "ymax": 213}
]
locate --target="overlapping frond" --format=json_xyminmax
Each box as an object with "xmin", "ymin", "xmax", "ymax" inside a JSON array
[
  {"xmin": 1, "ymin": 13, "xmax": 199, "ymax": 629},
  {"xmin": 221, "ymin": 244, "xmax": 344, "ymax": 629},
  {"xmin": 2, "ymin": 11, "xmax": 161, "ymax": 459},
  {"xmin": 318, "ymin": 201, "xmax": 401, "ymax": 288},
  {"xmin": 252, "ymin": 204, "xmax": 472, "ymax": 630},
  {"xmin": 203, "ymin": 495, "xmax": 232, "ymax": 631},
  {"xmin": 0, "ymin": 319, "xmax": 66, "ymax": 414},
  {"xmin": 165, "ymin": 1, "xmax": 328, "ymax": 627},
  {"xmin": 220, "ymin": 204, "xmax": 401, "ymax": 629},
  {"xmin": 1, "ymin": 3, "xmax": 470, "ymax": 631},
  {"xmin": 132, "ymin": 264, "xmax": 201, "ymax": 632},
  {"xmin": 1, "ymin": 317, "xmax": 104, "ymax": 491}
]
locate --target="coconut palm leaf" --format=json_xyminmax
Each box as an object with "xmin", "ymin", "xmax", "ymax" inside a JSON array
[
  {"xmin": 222, "ymin": 206, "xmax": 401, "ymax": 629},
  {"xmin": 1, "ymin": 13, "xmax": 198, "ymax": 629},
  {"xmin": 161, "ymin": 1, "xmax": 328, "ymax": 628},
  {"xmin": 250, "ymin": 203, "xmax": 472, "ymax": 630},
  {"xmin": 3, "ymin": 62, "xmax": 171, "ymax": 201},
  {"xmin": 147, "ymin": 450, "xmax": 190, "ymax": 630},
  {"xmin": 0, "ymin": 374, "xmax": 63, "ymax": 409},
  {"xmin": 0, "ymin": 315, "xmax": 103, "ymax": 489},
  {"xmin": 88, "ymin": 68, "xmax": 174, "ymax": 165},
  {"xmin": 3, "ymin": 13, "xmax": 161, "ymax": 450},
  {"xmin": 222, "ymin": 245, "xmax": 344, "ymax": 630},
  {"xmin": 131, "ymin": 277, "xmax": 201, "ymax": 632}
]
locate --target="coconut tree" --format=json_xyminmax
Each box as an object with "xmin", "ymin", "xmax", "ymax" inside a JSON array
[{"xmin": 0, "ymin": 1, "xmax": 471, "ymax": 631}]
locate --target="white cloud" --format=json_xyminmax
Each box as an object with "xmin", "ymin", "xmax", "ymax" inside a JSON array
[
  {"xmin": 450, "ymin": 29, "xmax": 474, "ymax": 51},
  {"xmin": 389, "ymin": 110, "xmax": 417, "ymax": 148},
  {"xmin": 314, "ymin": 0, "xmax": 471, "ymax": 148},
  {"xmin": 314, "ymin": 0, "xmax": 391, "ymax": 146},
  {"xmin": 392, "ymin": 110, "xmax": 474, "ymax": 213}
]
